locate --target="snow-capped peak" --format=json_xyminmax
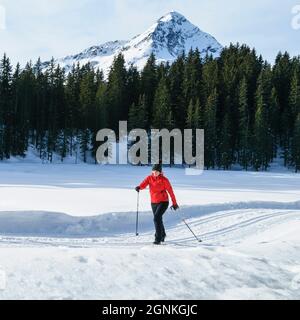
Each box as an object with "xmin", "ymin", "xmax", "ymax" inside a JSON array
[
  {"xmin": 133, "ymin": 10, "xmax": 222, "ymax": 61},
  {"xmin": 157, "ymin": 11, "xmax": 186, "ymax": 23},
  {"xmin": 43, "ymin": 11, "xmax": 223, "ymax": 77}
]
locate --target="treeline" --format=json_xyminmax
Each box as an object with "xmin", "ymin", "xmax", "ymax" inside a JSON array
[{"xmin": 0, "ymin": 43, "xmax": 300, "ymax": 171}]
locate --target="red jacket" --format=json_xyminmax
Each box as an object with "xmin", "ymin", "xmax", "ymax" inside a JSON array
[{"xmin": 139, "ymin": 173, "xmax": 177, "ymax": 205}]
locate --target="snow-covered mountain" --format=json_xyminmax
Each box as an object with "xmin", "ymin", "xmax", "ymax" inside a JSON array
[{"xmin": 42, "ymin": 11, "xmax": 222, "ymax": 77}]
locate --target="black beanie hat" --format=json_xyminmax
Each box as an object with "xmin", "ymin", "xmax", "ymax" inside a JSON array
[{"xmin": 152, "ymin": 163, "xmax": 162, "ymax": 172}]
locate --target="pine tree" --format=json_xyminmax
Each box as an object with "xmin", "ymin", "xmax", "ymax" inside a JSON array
[
  {"xmin": 44, "ymin": 59, "xmax": 66, "ymax": 161},
  {"xmin": 186, "ymin": 99, "xmax": 194, "ymax": 128},
  {"xmin": 253, "ymin": 71, "xmax": 273, "ymax": 170},
  {"xmin": 128, "ymin": 95, "xmax": 148, "ymax": 130},
  {"xmin": 288, "ymin": 70, "xmax": 300, "ymax": 119},
  {"xmin": 183, "ymin": 49, "xmax": 203, "ymax": 107},
  {"xmin": 21, "ymin": 61, "xmax": 37, "ymax": 147},
  {"xmin": 282, "ymin": 67, "xmax": 300, "ymax": 165},
  {"xmin": 65, "ymin": 63, "xmax": 82, "ymax": 156},
  {"xmin": 33, "ymin": 58, "xmax": 47, "ymax": 155},
  {"xmin": 238, "ymin": 77, "xmax": 251, "ymax": 169},
  {"xmin": 185, "ymin": 98, "xmax": 202, "ymax": 129},
  {"xmin": 202, "ymin": 57, "xmax": 218, "ymax": 104},
  {"xmin": 193, "ymin": 98, "xmax": 202, "ymax": 129},
  {"xmin": 204, "ymin": 88, "xmax": 217, "ymax": 169},
  {"xmin": 11, "ymin": 63, "xmax": 29, "ymax": 157},
  {"xmin": 106, "ymin": 54, "xmax": 128, "ymax": 132},
  {"xmin": 127, "ymin": 64, "xmax": 140, "ymax": 110},
  {"xmin": 292, "ymin": 113, "xmax": 300, "ymax": 172},
  {"xmin": 79, "ymin": 65, "xmax": 96, "ymax": 126},
  {"xmin": 216, "ymin": 95, "xmax": 233, "ymax": 168},
  {"xmin": 152, "ymin": 76, "xmax": 174, "ymax": 129},
  {"xmin": 169, "ymin": 54, "xmax": 185, "ymax": 129},
  {"xmin": 273, "ymin": 52, "xmax": 292, "ymax": 144},
  {"xmin": 56, "ymin": 129, "xmax": 69, "ymax": 162},
  {"xmin": 95, "ymin": 81, "xmax": 109, "ymax": 130},
  {"xmin": 269, "ymin": 87, "xmax": 280, "ymax": 158},
  {"xmin": 218, "ymin": 45, "xmax": 240, "ymax": 161},
  {"xmin": 79, "ymin": 128, "xmax": 91, "ymax": 163},
  {"xmin": 79, "ymin": 66, "xmax": 97, "ymax": 161},
  {"xmin": 0, "ymin": 53, "xmax": 13, "ymax": 159},
  {"xmin": 140, "ymin": 53, "xmax": 157, "ymax": 127}
]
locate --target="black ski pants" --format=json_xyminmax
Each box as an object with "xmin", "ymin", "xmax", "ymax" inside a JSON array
[{"xmin": 151, "ymin": 201, "xmax": 169, "ymax": 242}]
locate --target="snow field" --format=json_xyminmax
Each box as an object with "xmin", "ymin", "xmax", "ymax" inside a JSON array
[{"xmin": 0, "ymin": 163, "xmax": 299, "ymax": 299}]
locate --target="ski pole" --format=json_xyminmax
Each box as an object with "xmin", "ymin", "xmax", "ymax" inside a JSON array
[
  {"xmin": 136, "ymin": 192, "xmax": 139, "ymax": 236},
  {"xmin": 182, "ymin": 219, "xmax": 202, "ymax": 242}
]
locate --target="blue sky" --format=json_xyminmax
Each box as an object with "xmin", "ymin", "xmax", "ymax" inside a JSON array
[{"xmin": 0, "ymin": 0, "xmax": 299, "ymax": 66}]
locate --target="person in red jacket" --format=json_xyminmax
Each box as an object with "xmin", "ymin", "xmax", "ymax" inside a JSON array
[{"xmin": 135, "ymin": 163, "xmax": 179, "ymax": 245}]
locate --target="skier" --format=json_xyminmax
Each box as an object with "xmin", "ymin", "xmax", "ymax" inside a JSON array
[{"xmin": 135, "ymin": 164, "xmax": 179, "ymax": 245}]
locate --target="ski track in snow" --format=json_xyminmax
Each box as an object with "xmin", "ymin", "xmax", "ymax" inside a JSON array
[
  {"xmin": 0, "ymin": 204, "xmax": 299, "ymax": 300},
  {"xmin": 0, "ymin": 164, "xmax": 300, "ymax": 299},
  {"xmin": 0, "ymin": 201, "xmax": 300, "ymax": 244}
]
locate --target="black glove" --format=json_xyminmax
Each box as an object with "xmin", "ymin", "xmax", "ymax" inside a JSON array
[
  {"xmin": 170, "ymin": 204, "xmax": 179, "ymax": 211},
  {"xmin": 135, "ymin": 186, "xmax": 140, "ymax": 193}
]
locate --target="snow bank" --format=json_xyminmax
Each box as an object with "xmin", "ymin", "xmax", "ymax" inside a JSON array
[{"xmin": 0, "ymin": 200, "xmax": 300, "ymax": 237}]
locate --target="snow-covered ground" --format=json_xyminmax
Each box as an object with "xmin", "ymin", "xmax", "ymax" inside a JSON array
[{"xmin": 0, "ymin": 163, "xmax": 299, "ymax": 299}]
